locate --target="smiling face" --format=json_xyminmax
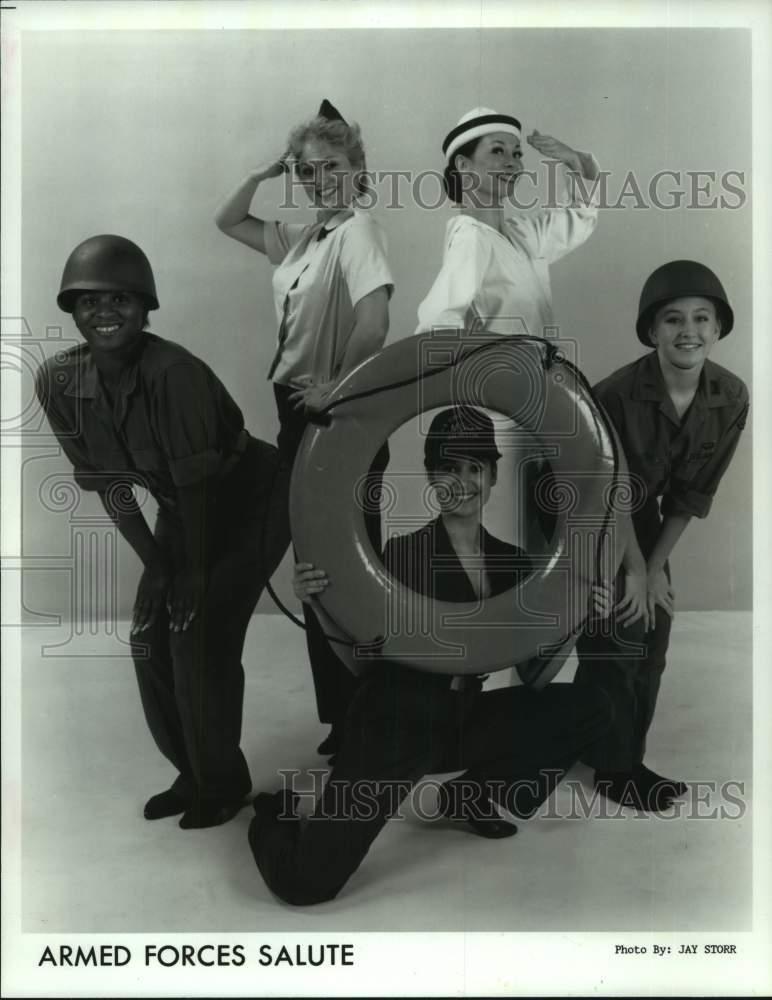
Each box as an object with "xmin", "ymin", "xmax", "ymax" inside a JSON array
[
  {"xmin": 73, "ymin": 290, "xmax": 147, "ymax": 356},
  {"xmin": 429, "ymin": 456, "xmax": 497, "ymax": 522},
  {"xmin": 294, "ymin": 139, "xmax": 357, "ymax": 211},
  {"xmin": 456, "ymin": 132, "xmax": 524, "ymax": 205},
  {"xmin": 648, "ymin": 296, "xmax": 721, "ymax": 372}
]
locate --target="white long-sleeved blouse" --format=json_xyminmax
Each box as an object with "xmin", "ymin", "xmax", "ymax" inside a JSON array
[{"xmin": 416, "ymin": 200, "xmax": 597, "ymax": 338}]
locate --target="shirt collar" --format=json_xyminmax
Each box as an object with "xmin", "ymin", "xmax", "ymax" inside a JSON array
[
  {"xmin": 434, "ymin": 516, "xmax": 487, "ymax": 556},
  {"xmin": 313, "ymin": 207, "xmax": 355, "ymax": 234},
  {"xmin": 62, "ymin": 344, "xmax": 140, "ymax": 426},
  {"xmin": 631, "ymin": 350, "xmax": 731, "ymax": 414}
]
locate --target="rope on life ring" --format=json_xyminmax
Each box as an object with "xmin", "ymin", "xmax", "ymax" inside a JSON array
[{"xmin": 290, "ymin": 331, "xmax": 630, "ymax": 690}]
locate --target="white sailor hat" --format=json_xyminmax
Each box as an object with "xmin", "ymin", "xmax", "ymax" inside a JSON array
[{"xmin": 442, "ymin": 107, "xmax": 522, "ymax": 162}]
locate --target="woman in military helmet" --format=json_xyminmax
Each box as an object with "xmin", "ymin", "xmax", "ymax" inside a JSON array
[
  {"xmin": 36, "ymin": 235, "xmax": 291, "ymax": 829},
  {"xmin": 573, "ymin": 260, "xmax": 749, "ymax": 811}
]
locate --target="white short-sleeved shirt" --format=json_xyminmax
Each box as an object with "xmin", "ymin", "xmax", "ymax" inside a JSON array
[
  {"xmin": 416, "ymin": 202, "xmax": 597, "ymax": 338},
  {"xmin": 265, "ymin": 209, "xmax": 393, "ymax": 386}
]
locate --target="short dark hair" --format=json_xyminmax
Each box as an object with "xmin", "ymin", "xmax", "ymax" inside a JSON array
[{"xmin": 442, "ymin": 136, "xmax": 482, "ymax": 204}]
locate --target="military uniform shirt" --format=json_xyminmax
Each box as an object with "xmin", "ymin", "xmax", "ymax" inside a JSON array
[
  {"xmin": 594, "ymin": 350, "xmax": 749, "ymax": 522},
  {"xmin": 35, "ymin": 333, "xmax": 247, "ymax": 512}
]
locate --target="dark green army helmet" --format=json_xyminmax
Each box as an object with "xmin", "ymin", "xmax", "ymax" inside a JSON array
[
  {"xmin": 57, "ymin": 235, "xmax": 159, "ymax": 313},
  {"xmin": 636, "ymin": 260, "xmax": 733, "ymax": 345}
]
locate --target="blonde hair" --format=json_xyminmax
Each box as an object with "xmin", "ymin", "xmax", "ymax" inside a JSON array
[{"xmin": 287, "ymin": 116, "xmax": 370, "ymax": 195}]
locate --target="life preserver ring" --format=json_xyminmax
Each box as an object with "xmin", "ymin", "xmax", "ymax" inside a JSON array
[{"xmin": 290, "ymin": 332, "xmax": 630, "ymax": 689}]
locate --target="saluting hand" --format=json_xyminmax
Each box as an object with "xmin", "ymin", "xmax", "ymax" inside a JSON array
[
  {"xmin": 293, "ymin": 562, "xmax": 329, "ymax": 604},
  {"xmin": 527, "ymin": 130, "xmax": 582, "ymax": 170},
  {"xmin": 646, "ymin": 567, "xmax": 675, "ymax": 630},
  {"xmin": 527, "ymin": 131, "xmax": 599, "ymax": 181},
  {"xmin": 131, "ymin": 559, "xmax": 171, "ymax": 634},
  {"xmin": 253, "ymin": 151, "xmax": 290, "ymax": 182}
]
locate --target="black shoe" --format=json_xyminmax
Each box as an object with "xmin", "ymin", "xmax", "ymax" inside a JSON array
[
  {"xmin": 439, "ymin": 785, "xmax": 518, "ymax": 839},
  {"xmin": 634, "ymin": 763, "xmax": 688, "ymax": 798},
  {"xmin": 594, "ymin": 770, "xmax": 674, "ymax": 813},
  {"xmin": 457, "ymin": 812, "xmax": 518, "ymax": 839},
  {"xmin": 143, "ymin": 788, "xmax": 188, "ymax": 820},
  {"xmin": 248, "ymin": 791, "xmax": 299, "ymax": 857},
  {"xmin": 179, "ymin": 797, "xmax": 247, "ymax": 830},
  {"xmin": 317, "ymin": 725, "xmax": 341, "ymax": 757},
  {"xmin": 247, "ymin": 811, "xmax": 265, "ymax": 866},
  {"xmin": 252, "ymin": 790, "xmax": 298, "ymax": 824}
]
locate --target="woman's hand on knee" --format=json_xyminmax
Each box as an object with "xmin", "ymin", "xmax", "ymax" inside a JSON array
[
  {"xmin": 131, "ymin": 559, "xmax": 171, "ymax": 634},
  {"xmin": 616, "ymin": 567, "xmax": 650, "ymax": 630},
  {"xmin": 293, "ymin": 562, "xmax": 329, "ymax": 604},
  {"xmin": 167, "ymin": 568, "xmax": 207, "ymax": 633},
  {"xmin": 646, "ymin": 567, "xmax": 674, "ymax": 629}
]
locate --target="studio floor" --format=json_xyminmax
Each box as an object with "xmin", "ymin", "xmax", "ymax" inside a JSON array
[{"xmin": 19, "ymin": 611, "xmax": 752, "ymax": 933}]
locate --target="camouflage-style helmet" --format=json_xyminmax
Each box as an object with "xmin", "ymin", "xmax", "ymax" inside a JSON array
[
  {"xmin": 636, "ymin": 260, "xmax": 733, "ymax": 345},
  {"xmin": 57, "ymin": 235, "xmax": 159, "ymax": 313}
]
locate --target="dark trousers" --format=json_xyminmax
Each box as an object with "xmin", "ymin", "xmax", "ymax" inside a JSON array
[
  {"xmin": 249, "ymin": 667, "xmax": 612, "ymax": 905},
  {"xmin": 131, "ymin": 437, "xmax": 291, "ymax": 801},
  {"xmin": 573, "ymin": 512, "xmax": 672, "ymax": 772},
  {"xmin": 274, "ymin": 382, "xmax": 388, "ymax": 726}
]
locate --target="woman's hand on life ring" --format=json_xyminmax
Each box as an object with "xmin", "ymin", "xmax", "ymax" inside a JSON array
[
  {"xmin": 616, "ymin": 566, "xmax": 650, "ymax": 631},
  {"xmin": 591, "ymin": 582, "xmax": 614, "ymax": 620},
  {"xmin": 646, "ymin": 567, "xmax": 675, "ymax": 629},
  {"xmin": 289, "ymin": 378, "xmax": 335, "ymax": 413},
  {"xmin": 293, "ymin": 562, "xmax": 329, "ymax": 604},
  {"xmin": 166, "ymin": 567, "xmax": 207, "ymax": 633}
]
